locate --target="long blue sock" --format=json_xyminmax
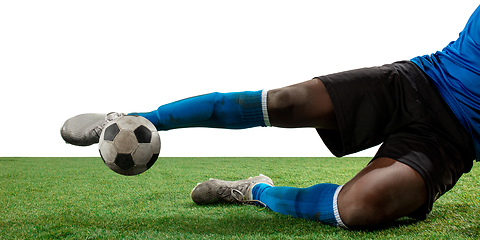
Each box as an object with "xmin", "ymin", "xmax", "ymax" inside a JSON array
[
  {"xmin": 129, "ymin": 90, "xmax": 268, "ymax": 130},
  {"xmin": 252, "ymin": 183, "xmax": 347, "ymax": 227}
]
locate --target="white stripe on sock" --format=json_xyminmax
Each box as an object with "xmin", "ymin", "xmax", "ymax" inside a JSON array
[
  {"xmin": 333, "ymin": 185, "xmax": 349, "ymax": 229},
  {"xmin": 261, "ymin": 89, "xmax": 271, "ymax": 127}
]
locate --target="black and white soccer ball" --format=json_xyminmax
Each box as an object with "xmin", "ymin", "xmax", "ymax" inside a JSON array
[{"xmin": 98, "ymin": 115, "xmax": 160, "ymax": 176}]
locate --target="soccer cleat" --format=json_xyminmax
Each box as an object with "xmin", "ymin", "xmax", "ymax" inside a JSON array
[
  {"xmin": 190, "ymin": 174, "xmax": 274, "ymax": 205},
  {"xmin": 60, "ymin": 112, "xmax": 124, "ymax": 146}
]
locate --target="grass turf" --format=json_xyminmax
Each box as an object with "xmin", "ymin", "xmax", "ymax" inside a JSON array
[{"xmin": 0, "ymin": 157, "xmax": 478, "ymax": 239}]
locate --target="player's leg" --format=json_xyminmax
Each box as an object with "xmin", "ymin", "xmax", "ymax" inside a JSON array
[
  {"xmin": 61, "ymin": 78, "xmax": 336, "ymax": 146},
  {"xmin": 191, "ymin": 157, "xmax": 427, "ymax": 228},
  {"xmin": 246, "ymin": 119, "xmax": 472, "ymax": 229},
  {"xmin": 61, "ymin": 90, "xmax": 269, "ymax": 146}
]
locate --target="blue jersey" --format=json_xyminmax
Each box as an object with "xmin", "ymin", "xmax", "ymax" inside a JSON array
[{"xmin": 411, "ymin": 5, "xmax": 480, "ymax": 161}]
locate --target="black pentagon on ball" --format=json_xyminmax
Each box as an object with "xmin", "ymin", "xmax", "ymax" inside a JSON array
[
  {"xmin": 114, "ymin": 153, "xmax": 135, "ymax": 170},
  {"xmin": 134, "ymin": 125, "xmax": 152, "ymax": 143},
  {"xmin": 104, "ymin": 123, "xmax": 120, "ymax": 141}
]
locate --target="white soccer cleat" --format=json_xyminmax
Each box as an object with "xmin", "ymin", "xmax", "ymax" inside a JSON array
[
  {"xmin": 190, "ymin": 174, "xmax": 274, "ymax": 205},
  {"xmin": 60, "ymin": 112, "xmax": 124, "ymax": 146}
]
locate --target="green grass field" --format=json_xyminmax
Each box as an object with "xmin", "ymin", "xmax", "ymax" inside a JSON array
[{"xmin": 1, "ymin": 157, "xmax": 479, "ymax": 239}]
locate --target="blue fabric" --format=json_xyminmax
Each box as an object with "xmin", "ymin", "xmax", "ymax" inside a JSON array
[
  {"xmin": 411, "ymin": 5, "xmax": 480, "ymax": 161},
  {"xmin": 129, "ymin": 91, "xmax": 265, "ymax": 130},
  {"xmin": 252, "ymin": 183, "xmax": 341, "ymax": 226}
]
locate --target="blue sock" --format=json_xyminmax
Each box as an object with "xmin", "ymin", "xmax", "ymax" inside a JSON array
[
  {"xmin": 129, "ymin": 90, "xmax": 268, "ymax": 130},
  {"xmin": 252, "ymin": 183, "xmax": 346, "ymax": 227}
]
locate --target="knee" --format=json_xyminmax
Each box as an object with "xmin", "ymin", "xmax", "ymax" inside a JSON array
[
  {"xmin": 337, "ymin": 158, "xmax": 428, "ymax": 229},
  {"xmin": 266, "ymin": 79, "xmax": 337, "ymax": 128},
  {"xmin": 266, "ymin": 87, "xmax": 310, "ymax": 127},
  {"xmin": 338, "ymin": 185, "xmax": 397, "ymax": 229},
  {"xmin": 268, "ymin": 88, "xmax": 306, "ymax": 113}
]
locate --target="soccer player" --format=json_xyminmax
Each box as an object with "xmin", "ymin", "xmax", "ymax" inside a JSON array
[{"xmin": 61, "ymin": 5, "xmax": 480, "ymax": 229}]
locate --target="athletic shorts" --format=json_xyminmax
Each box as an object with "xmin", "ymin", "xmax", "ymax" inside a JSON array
[{"xmin": 316, "ymin": 61, "xmax": 475, "ymax": 220}]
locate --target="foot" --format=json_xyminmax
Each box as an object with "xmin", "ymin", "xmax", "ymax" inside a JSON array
[
  {"xmin": 60, "ymin": 112, "xmax": 124, "ymax": 146},
  {"xmin": 190, "ymin": 174, "xmax": 274, "ymax": 205}
]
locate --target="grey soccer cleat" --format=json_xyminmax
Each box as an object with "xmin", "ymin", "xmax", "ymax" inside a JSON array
[
  {"xmin": 191, "ymin": 174, "xmax": 274, "ymax": 205},
  {"xmin": 60, "ymin": 112, "xmax": 124, "ymax": 146}
]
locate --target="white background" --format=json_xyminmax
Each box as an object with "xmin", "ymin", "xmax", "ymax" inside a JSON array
[{"xmin": 1, "ymin": 1, "xmax": 478, "ymax": 157}]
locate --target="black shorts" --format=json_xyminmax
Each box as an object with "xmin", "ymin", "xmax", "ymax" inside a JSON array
[{"xmin": 316, "ymin": 61, "xmax": 475, "ymax": 219}]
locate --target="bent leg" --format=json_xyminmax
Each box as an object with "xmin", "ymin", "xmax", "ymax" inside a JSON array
[
  {"xmin": 338, "ymin": 157, "xmax": 427, "ymax": 228},
  {"xmin": 251, "ymin": 157, "xmax": 427, "ymax": 229}
]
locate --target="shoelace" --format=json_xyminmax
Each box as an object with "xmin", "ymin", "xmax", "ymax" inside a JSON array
[
  {"xmin": 93, "ymin": 112, "xmax": 125, "ymax": 137},
  {"xmin": 231, "ymin": 189, "xmax": 268, "ymax": 208}
]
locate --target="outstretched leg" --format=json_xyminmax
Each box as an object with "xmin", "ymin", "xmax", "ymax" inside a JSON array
[{"xmin": 61, "ymin": 78, "xmax": 335, "ymax": 145}]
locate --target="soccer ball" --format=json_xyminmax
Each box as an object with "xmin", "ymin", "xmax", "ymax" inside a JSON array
[{"xmin": 98, "ymin": 115, "xmax": 160, "ymax": 176}]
